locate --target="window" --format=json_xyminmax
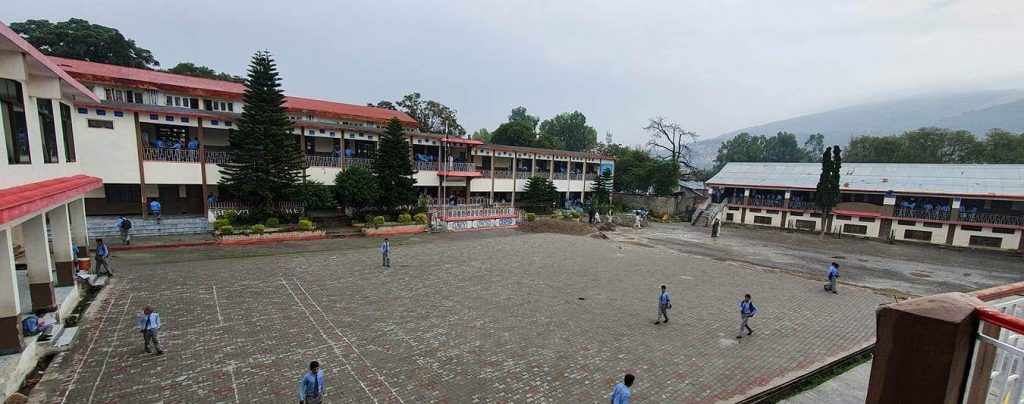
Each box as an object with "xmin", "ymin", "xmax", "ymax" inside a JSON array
[
  {"xmin": 125, "ymin": 91, "xmax": 143, "ymax": 104},
  {"xmin": 903, "ymin": 230, "xmax": 932, "ymax": 241},
  {"xmin": 104, "ymin": 184, "xmax": 141, "ymax": 203},
  {"xmin": 166, "ymin": 96, "xmax": 173, "ymax": 106},
  {"xmin": 60, "ymin": 103, "xmax": 76, "ymax": 162},
  {"xmin": 836, "ymin": 215, "xmax": 852, "ymax": 221},
  {"xmin": 795, "ymin": 220, "xmax": 816, "ymax": 230},
  {"xmin": 992, "ymin": 227, "xmax": 1016, "ymax": 235},
  {"xmin": 753, "ymin": 216, "xmax": 772, "ymax": 225},
  {"xmin": 922, "ymin": 222, "xmax": 943, "ymax": 228},
  {"xmin": 843, "ymin": 224, "xmax": 868, "ymax": 235},
  {"xmin": 897, "ymin": 220, "xmax": 916, "ymax": 226},
  {"xmin": 858, "ymin": 217, "xmax": 875, "ymax": 223},
  {"xmin": 961, "ymin": 225, "xmax": 983, "ymax": 232},
  {"xmin": 728, "ymin": 206, "xmax": 739, "ymax": 211},
  {"xmin": 174, "ymin": 97, "xmax": 181, "ymax": 107},
  {"xmin": 790, "ymin": 212, "xmax": 804, "ymax": 217},
  {"xmin": 37, "ymin": 99, "xmax": 59, "ymax": 163},
  {"xmin": 204, "ymin": 100, "xmax": 213, "ymax": 110},
  {"xmin": 227, "ymin": 103, "xmax": 234, "ymax": 112},
  {"xmin": 87, "ymin": 119, "xmax": 114, "ymax": 129},
  {"xmin": 189, "ymin": 98, "xmax": 199, "ymax": 109},
  {"xmin": 1, "ymin": 78, "xmax": 30, "ymax": 164},
  {"xmin": 726, "ymin": 213, "xmax": 734, "ymax": 221},
  {"xmin": 969, "ymin": 235, "xmax": 1003, "ymax": 248},
  {"xmin": 749, "ymin": 208, "xmax": 761, "ymax": 213}
]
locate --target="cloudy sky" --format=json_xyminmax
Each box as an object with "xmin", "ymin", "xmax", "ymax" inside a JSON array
[{"xmin": 6, "ymin": 1, "xmax": 1024, "ymax": 144}]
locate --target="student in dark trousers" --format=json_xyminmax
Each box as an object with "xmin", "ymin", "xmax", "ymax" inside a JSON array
[
  {"xmin": 381, "ymin": 238, "xmax": 391, "ymax": 267},
  {"xmin": 737, "ymin": 294, "xmax": 758, "ymax": 339},
  {"xmin": 137, "ymin": 306, "xmax": 163, "ymax": 355},
  {"xmin": 655, "ymin": 285, "xmax": 671, "ymax": 324},
  {"xmin": 95, "ymin": 238, "xmax": 113, "ymax": 277},
  {"xmin": 825, "ymin": 262, "xmax": 840, "ymax": 294}
]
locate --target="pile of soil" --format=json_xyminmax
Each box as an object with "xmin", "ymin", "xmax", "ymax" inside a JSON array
[{"xmin": 519, "ymin": 217, "xmax": 597, "ymax": 236}]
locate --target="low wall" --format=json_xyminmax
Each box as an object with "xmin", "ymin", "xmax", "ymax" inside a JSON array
[
  {"xmin": 613, "ymin": 193, "xmax": 701, "ymax": 216},
  {"xmin": 362, "ymin": 224, "xmax": 427, "ymax": 236}
]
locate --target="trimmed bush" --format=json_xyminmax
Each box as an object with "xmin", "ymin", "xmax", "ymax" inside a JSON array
[
  {"xmin": 372, "ymin": 216, "xmax": 386, "ymax": 228},
  {"xmin": 413, "ymin": 213, "xmax": 428, "ymax": 224},
  {"xmin": 398, "ymin": 213, "xmax": 412, "ymax": 224},
  {"xmin": 212, "ymin": 219, "xmax": 229, "ymax": 229},
  {"xmin": 526, "ymin": 212, "xmax": 537, "ymax": 222},
  {"xmin": 222, "ymin": 210, "xmax": 238, "ymax": 223},
  {"xmin": 265, "ymin": 217, "xmax": 280, "ymax": 227},
  {"xmin": 217, "ymin": 225, "xmax": 234, "ymax": 235},
  {"xmin": 298, "ymin": 219, "xmax": 314, "ymax": 231},
  {"xmin": 570, "ymin": 211, "xmax": 581, "ymax": 219},
  {"xmin": 251, "ymin": 224, "xmax": 265, "ymax": 234}
]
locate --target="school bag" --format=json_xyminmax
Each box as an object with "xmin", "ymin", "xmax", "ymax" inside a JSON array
[{"xmin": 122, "ymin": 219, "xmax": 132, "ymax": 230}]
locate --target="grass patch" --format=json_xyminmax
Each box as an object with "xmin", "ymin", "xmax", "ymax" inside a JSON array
[{"xmin": 770, "ymin": 352, "xmax": 872, "ymax": 402}]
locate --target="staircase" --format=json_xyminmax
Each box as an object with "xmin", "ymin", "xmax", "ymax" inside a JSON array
[
  {"xmin": 87, "ymin": 215, "xmax": 213, "ymax": 239},
  {"xmin": 692, "ymin": 203, "xmax": 725, "ymax": 227}
]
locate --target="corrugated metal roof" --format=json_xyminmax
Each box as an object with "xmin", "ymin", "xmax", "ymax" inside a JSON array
[{"xmin": 707, "ymin": 162, "xmax": 1024, "ymax": 198}]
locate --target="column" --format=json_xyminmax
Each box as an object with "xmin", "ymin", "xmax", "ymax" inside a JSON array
[
  {"xmin": 198, "ymin": 119, "xmax": 209, "ymax": 214},
  {"xmin": 742, "ymin": 188, "xmax": 750, "ymax": 206},
  {"xmin": 580, "ymin": 162, "xmax": 587, "ymax": 202},
  {"xmin": 489, "ymin": 155, "xmax": 495, "ymax": 203},
  {"xmin": 69, "ymin": 197, "xmax": 89, "ymax": 256},
  {"xmin": 0, "ymin": 229, "xmax": 23, "ymax": 354},
  {"xmin": 339, "ymin": 137, "xmax": 346, "ymax": 169},
  {"xmin": 134, "ymin": 112, "xmax": 148, "ymax": 218},
  {"xmin": 22, "ymin": 215, "xmax": 55, "ymax": 310},
  {"xmin": 531, "ymin": 157, "xmax": 536, "ymax": 178},
  {"xmin": 783, "ymin": 190, "xmax": 791, "ymax": 209},
  {"xmin": 48, "ymin": 205, "xmax": 75, "ymax": 287},
  {"xmin": 510, "ymin": 155, "xmax": 517, "ymax": 208}
]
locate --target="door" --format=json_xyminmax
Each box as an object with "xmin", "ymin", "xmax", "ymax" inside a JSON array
[
  {"xmin": 158, "ymin": 185, "xmax": 181, "ymax": 214},
  {"xmin": 185, "ymin": 185, "xmax": 203, "ymax": 214}
]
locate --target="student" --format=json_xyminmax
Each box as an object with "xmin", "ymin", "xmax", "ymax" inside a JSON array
[
  {"xmin": 207, "ymin": 193, "xmax": 217, "ymax": 206},
  {"xmin": 95, "ymin": 238, "xmax": 113, "ymax": 277},
  {"xmin": 825, "ymin": 262, "xmax": 840, "ymax": 294},
  {"xmin": 655, "ymin": 285, "xmax": 671, "ymax": 325},
  {"xmin": 149, "ymin": 199, "xmax": 162, "ymax": 224},
  {"xmin": 298, "ymin": 360, "xmax": 325, "ymax": 404},
  {"xmin": 711, "ymin": 218, "xmax": 722, "ymax": 238},
  {"xmin": 610, "ymin": 373, "xmax": 635, "ymax": 404},
  {"xmin": 187, "ymin": 138, "xmax": 199, "ymax": 150},
  {"xmin": 737, "ymin": 294, "xmax": 758, "ymax": 339},
  {"xmin": 381, "ymin": 238, "xmax": 391, "ymax": 267},
  {"xmin": 22, "ymin": 309, "xmax": 55, "ymax": 341},
  {"xmin": 137, "ymin": 306, "xmax": 163, "ymax": 355},
  {"xmin": 115, "ymin": 216, "xmax": 132, "ymax": 245}
]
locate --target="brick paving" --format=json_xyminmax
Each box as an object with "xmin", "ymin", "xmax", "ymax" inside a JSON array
[{"xmin": 46, "ymin": 232, "xmax": 889, "ymax": 403}]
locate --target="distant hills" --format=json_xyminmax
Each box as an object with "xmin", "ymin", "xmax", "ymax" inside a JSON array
[{"xmin": 691, "ymin": 90, "xmax": 1024, "ymax": 168}]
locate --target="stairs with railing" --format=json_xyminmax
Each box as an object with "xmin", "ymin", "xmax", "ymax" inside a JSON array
[{"xmin": 692, "ymin": 203, "xmax": 725, "ymax": 227}]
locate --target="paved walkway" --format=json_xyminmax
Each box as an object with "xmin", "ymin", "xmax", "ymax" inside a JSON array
[
  {"xmin": 781, "ymin": 362, "xmax": 871, "ymax": 404},
  {"xmin": 37, "ymin": 232, "xmax": 887, "ymax": 402}
]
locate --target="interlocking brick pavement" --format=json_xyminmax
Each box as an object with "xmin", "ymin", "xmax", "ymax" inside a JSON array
[{"xmin": 45, "ymin": 232, "xmax": 889, "ymax": 403}]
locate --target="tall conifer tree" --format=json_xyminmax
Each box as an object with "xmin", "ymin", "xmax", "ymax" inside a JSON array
[{"xmin": 374, "ymin": 118, "xmax": 417, "ymax": 212}]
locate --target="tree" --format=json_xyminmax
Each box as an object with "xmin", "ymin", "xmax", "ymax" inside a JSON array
[
  {"xmin": 539, "ymin": 111, "xmax": 598, "ymax": 152},
  {"xmin": 521, "ymin": 176, "xmax": 560, "ymax": 212},
  {"xmin": 334, "ymin": 166, "xmax": 379, "ymax": 214},
  {"xmin": 844, "ymin": 127, "xmax": 985, "ymax": 163},
  {"xmin": 606, "ymin": 145, "xmax": 678, "ymax": 196},
  {"xmin": 471, "ymin": 128, "xmax": 492, "ymax": 143},
  {"xmin": 294, "ymin": 180, "xmax": 336, "ymax": 211},
  {"xmin": 368, "ymin": 101, "xmax": 397, "ymax": 110},
  {"xmin": 803, "ymin": 133, "xmax": 825, "ymax": 162},
  {"xmin": 491, "ymin": 122, "xmax": 537, "ymax": 147},
  {"xmin": 164, "ymin": 62, "xmax": 242, "ymax": 83},
  {"xmin": 11, "ymin": 19, "xmax": 159, "ymax": 69},
  {"xmin": 978, "ymin": 129, "xmax": 1024, "ymax": 163},
  {"xmin": 219, "ymin": 51, "xmax": 303, "ymax": 218},
  {"xmin": 589, "ymin": 168, "xmax": 613, "ymax": 206},
  {"xmin": 814, "ymin": 146, "xmax": 842, "ymax": 236},
  {"xmin": 394, "ymin": 93, "xmax": 465, "ymax": 136},
  {"xmin": 374, "ymin": 118, "xmax": 418, "ymax": 212},
  {"xmin": 644, "ymin": 117, "xmax": 699, "ymax": 171},
  {"xmin": 763, "ymin": 132, "xmax": 805, "ymax": 162},
  {"xmin": 534, "ymin": 133, "xmax": 564, "ymax": 150},
  {"xmin": 508, "ymin": 107, "xmax": 540, "ymax": 132}
]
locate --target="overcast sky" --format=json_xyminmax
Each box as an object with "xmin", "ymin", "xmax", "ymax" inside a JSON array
[{"xmin": 6, "ymin": 1, "xmax": 1024, "ymax": 144}]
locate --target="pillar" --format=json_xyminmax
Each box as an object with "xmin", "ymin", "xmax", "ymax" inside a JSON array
[
  {"xmin": 489, "ymin": 154, "xmax": 495, "ymax": 203},
  {"xmin": 69, "ymin": 197, "xmax": 89, "ymax": 256},
  {"xmin": 48, "ymin": 205, "xmax": 75, "ymax": 287},
  {"xmin": 783, "ymin": 190, "xmax": 791, "ymax": 209},
  {"xmin": 198, "ymin": 119, "xmax": 209, "ymax": 214},
  {"xmin": 339, "ymin": 137, "xmax": 346, "ymax": 169},
  {"xmin": 0, "ymin": 229, "xmax": 23, "ymax": 354},
  {"xmin": 580, "ymin": 162, "xmax": 587, "ymax": 202},
  {"xmin": 866, "ymin": 292, "xmax": 981, "ymax": 403},
  {"xmin": 881, "ymin": 193, "xmax": 896, "ymax": 216},
  {"xmin": 531, "ymin": 157, "xmax": 536, "ymax": 178},
  {"xmin": 134, "ymin": 112, "xmax": 148, "ymax": 218},
  {"xmin": 742, "ymin": 188, "xmax": 750, "ymax": 206},
  {"xmin": 510, "ymin": 155, "xmax": 517, "ymax": 208},
  {"xmin": 22, "ymin": 215, "xmax": 55, "ymax": 310}
]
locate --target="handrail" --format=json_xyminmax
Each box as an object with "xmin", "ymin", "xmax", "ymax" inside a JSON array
[
  {"xmin": 977, "ymin": 306, "xmax": 1024, "ymax": 335},
  {"xmin": 972, "ymin": 281, "xmax": 1024, "ymax": 302}
]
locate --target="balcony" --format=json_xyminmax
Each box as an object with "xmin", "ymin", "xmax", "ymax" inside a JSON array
[
  {"xmin": 552, "ymin": 172, "xmax": 569, "ymax": 180},
  {"xmin": 478, "ymin": 170, "xmax": 492, "ymax": 178},
  {"xmin": 346, "ymin": 157, "xmax": 375, "ymax": 168},
  {"xmin": 894, "ymin": 208, "xmax": 951, "ymax": 222},
  {"xmin": 956, "ymin": 211, "xmax": 1024, "ymax": 226},
  {"xmin": 205, "ymin": 150, "xmax": 230, "ymax": 164},
  {"xmin": 585, "ymin": 173, "xmax": 598, "ymax": 181},
  {"xmin": 415, "ymin": 161, "xmax": 440, "ymax": 171},
  {"xmin": 447, "ymin": 162, "xmax": 477, "ymax": 172},
  {"xmin": 492, "ymin": 170, "xmax": 514, "ymax": 179},
  {"xmin": 724, "ymin": 196, "xmax": 744, "ymax": 205},
  {"xmin": 748, "ymin": 198, "xmax": 784, "ymax": 209},
  {"xmin": 143, "ymin": 147, "xmax": 200, "ymax": 163},
  {"xmin": 788, "ymin": 201, "xmax": 820, "ymax": 211},
  {"xmin": 306, "ymin": 155, "xmax": 339, "ymax": 168}
]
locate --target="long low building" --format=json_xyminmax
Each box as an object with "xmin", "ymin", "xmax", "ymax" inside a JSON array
[
  {"xmin": 47, "ymin": 57, "xmax": 614, "ymax": 216},
  {"xmin": 707, "ymin": 162, "xmax": 1024, "ymax": 250}
]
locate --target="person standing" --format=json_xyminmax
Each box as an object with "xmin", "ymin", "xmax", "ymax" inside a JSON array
[
  {"xmin": 206, "ymin": 193, "xmax": 217, "ymax": 207},
  {"xmin": 737, "ymin": 294, "xmax": 758, "ymax": 339},
  {"xmin": 115, "ymin": 216, "xmax": 132, "ymax": 245},
  {"xmin": 594, "ymin": 211, "xmax": 602, "ymax": 225},
  {"xmin": 655, "ymin": 285, "xmax": 671, "ymax": 325},
  {"xmin": 711, "ymin": 218, "xmax": 721, "ymax": 238},
  {"xmin": 610, "ymin": 373, "xmax": 634, "ymax": 404},
  {"xmin": 381, "ymin": 238, "xmax": 391, "ymax": 267},
  {"xmin": 149, "ymin": 199, "xmax": 162, "ymax": 224},
  {"xmin": 94, "ymin": 238, "xmax": 113, "ymax": 277},
  {"xmin": 137, "ymin": 306, "xmax": 163, "ymax": 355},
  {"xmin": 825, "ymin": 262, "xmax": 840, "ymax": 294},
  {"xmin": 298, "ymin": 360, "xmax": 325, "ymax": 404}
]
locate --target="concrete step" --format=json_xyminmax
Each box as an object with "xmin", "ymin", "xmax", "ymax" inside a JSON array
[{"xmin": 87, "ymin": 215, "xmax": 212, "ymax": 238}]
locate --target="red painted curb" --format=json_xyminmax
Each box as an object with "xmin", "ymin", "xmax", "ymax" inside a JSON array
[
  {"xmin": 111, "ymin": 232, "xmax": 361, "ymax": 251},
  {"xmin": 218, "ymin": 234, "xmax": 329, "ymax": 246}
]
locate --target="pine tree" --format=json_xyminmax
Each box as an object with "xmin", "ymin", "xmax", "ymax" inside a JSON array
[
  {"xmin": 815, "ymin": 146, "xmax": 842, "ymax": 235},
  {"xmin": 522, "ymin": 176, "xmax": 560, "ymax": 212},
  {"xmin": 589, "ymin": 168, "xmax": 613, "ymax": 206},
  {"xmin": 374, "ymin": 118, "xmax": 417, "ymax": 212},
  {"xmin": 219, "ymin": 51, "xmax": 304, "ymax": 218}
]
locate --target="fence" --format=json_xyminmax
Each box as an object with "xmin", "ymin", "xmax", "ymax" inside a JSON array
[
  {"xmin": 346, "ymin": 157, "xmax": 375, "ymax": 168},
  {"xmin": 958, "ymin": 212, "xmax": 1024, "ymax": 226},
  {"xmin": 306, "ymin": 155, "xmax": 339, "ymax": 167},
  {"xmin": 967, "ymin": 296, "xmax": 1024, "ymax": 404},
  {"xmin": 205, "ymin": 150, "xmax": 231, "ymax": 164},
  {"xmin": 788, "ymin": 201, "xmax": 819, "ymax": 211},
  {"xmin": 415, "ymin": 161, "xmax": 440, "ymax": 171},
  {"xmin": 208, "ymin": 201, "xmax": 304, "ymax": 218},
  {"xmin": 748, "ymin": 198, "xmax": 784, "ymax": 208},
  {"xmin": 143, "ymin": 147, "xmax": 199, "ymax": 162},
  {"xmin": 894, "ymin": 208, "xmax": 951, "ymax": 221}
]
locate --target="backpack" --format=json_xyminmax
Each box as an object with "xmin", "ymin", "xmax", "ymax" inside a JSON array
[{"xmin": 122, "ymin": 219, "xmax": 133, "ymax": 230}]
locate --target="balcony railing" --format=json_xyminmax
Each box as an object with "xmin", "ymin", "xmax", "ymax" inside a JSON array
[
  {"xmin": 415, "ymin": 161, "xmax": 440, "ymax": 171},
  {"xmin": 724, "ymin": 196, "xmax": 744, "ymax": 205},
  {"xmin": 552, "ymin": 172, "xmax": 568, "ymax": 180},
  {"xmin": 788, "ymin": 201, "xmax": 820, "ymax": 211},
  {"xmin": 478, "ymin": 170, "xmax": 492, "ymax": 178},
  {"xmin": 205, "ymin": 150, "xmax": 230, "ymax": 164},
  {"xmin": 585, "ymin": 173, "xmax": 598, "ymax": 181},
  {"xmin": 143, "ymin": 147, "xmax": 199, "ymax": 162},
  {"xmin": 957, "ymin": 211, "xmax": 1024, "ymax": 226},
  {"xmin": 967, "ymin": 296, "xmax": 1024, "ymax": 404},
  {"xmin": 447, "ymin": 162, "xmax": 477, "ymax": 172},
  {"xmin": 492, "ymin": 170, "xmax": 514, "ymax": 179},
  {"xmin": 346, "ymin": 157, "xmax": 375, "ymax": 168},
  {"xmin": 306, "ymin": 155, "xmax": 339, "ymax": 168},
  {"xmin": 894, "ymin": 208, "xmax": 951, "ymax": 222},
  {"xmin": 748, "ymin": 198, "xmax": 784, "ymax": 209}
]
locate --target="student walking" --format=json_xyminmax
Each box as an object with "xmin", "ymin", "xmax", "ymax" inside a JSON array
[
  {"xmin": 825, "ymin": 262, "xmax": 840, "ymax": 294},
  {"xmin": 298, "ymin": 360, "xmax": 325, "ymax": 404},
  {"xmin": 655, "ymin": 285, "xmax": 671, "ymax": 324},
  {"xmin": 137, "ymin": 306, "xmax": 163, "ymax": 355},
  {"xmin": 610, "ymin": 373, "xmax": 635, "ymax": 404},
  {"xmin": 381, "ymin": 238, "xmax": 391, "ymax": 267},
  {"xmin": 115, "ymin": 216, "xmax": 132, "ymax": 245},
  {"xmin": 149, "ymin": 199, "xmax": 162, "ymax": 224},
  {"xmin": 94, "ymin": 238, "xmax": 113, "ymax": 277},
  {"xmin": 711, "ymin": 218, "xmax": 721, "ymax": 238},
  {"xmin": 737, "ymin": 294, "xmax": 758, "ymax": 339}
]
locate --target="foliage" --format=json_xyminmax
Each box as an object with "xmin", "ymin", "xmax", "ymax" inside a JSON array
[
  {"xmin": 571, "ymin": 210, "xmax": 581, "ymax": 219},
  {"xmin": 374, "ymin": 118, "xmax": 418, "ymax": 212},
  {"xmin": 526, "ymin": 212, "xmax": 537, "ymax": 222},
  {"xmin": 212, "ymin": 219, "xmax": 230, "ymax": 229},
  {"xmin": 222, "ymin": 211, "xmax": 238, "ymax": 222},
  {"xmin": 218, "ymin": 51, "xmax": 303, "ymax": 219},
  {"xmin": 334, "ymin": 166, "xmax": 379, "ymax": 214},
  {"xmin": 606, "ymin": 145, "xmax": 678, "ymax": 196},
  {"xmin": 534, "ymin": 133, "xmax": 565, "ymax": 150},
  {"xmin": 470, "ymin": 128, "xmax": 492, "ymax": 143},
  {"xmin": 843, "ymin": 127, "xmax": 1024, "ymax": 164},
  {"xmin": 803, "ymin": 134, "xmax": 825, "ymax": 162},
  {"xmin": 372, "ymin": 216, "xmax": 386, "ymax": 228},
  {"xmin": 217, "ymin": 225, "xmax": 235, "ymax": 235},
  {"xmin": 508, "ymin": 106, "xmax": 540, "ymax": 132},
  {"xmin": 539, "ymin": 111, "xmax": 598, "ymax": 152},
  {"xmin": 521, "ymin": 177, "xmax": 560, "ymax": 210},
  {"xmin": 164, "ymin": 62, "xmax": 242, "ymax": 83},
  {"xmin": 265, "ymin": 217, "xmax": 280, "ymax": 227},
  {"xmin": 251, "ymin": 224, "xmax": 265, "ymax": 235},
  {"xmin": 413, "ymin": 213, "xmax": 428, "ymax": 224},
  {"xmin": 398, "ymin": 213, "xmax": 412, "ymax": 224},
  {"xmin": 713, "ymin": 132, "xmax": 814, "ymax": 172},
  {"xmin": 386, "ymin": 93, "xmax": 465, "ymax": 136},
  {"xmin": 644, "ymin": 117, "xmax": 698, "ymax": 172},
  {"xmin": 367, "ymin": 101, "xmax": 397, "ymax": 110},
  {"xmin": 294, "ymin": 180, "xmax": 336, "ymax": 211},
  {"xmin": 814, "ymin": 146, "xmax": 842, "ymax": 235},
  {"xmin": 11, "ymin": 18, "xmax": 159, "ymax": 68},
  {"xmin": 491, "ymin": 121, "xmax": 537, "ymax": 147},
  {"xmin": 588, "ymin": 168, "xmax": 613, "ymax": 205},
  {"xmin": 298, "ymin": 219, "xmax": 314, "ymax": 231}
]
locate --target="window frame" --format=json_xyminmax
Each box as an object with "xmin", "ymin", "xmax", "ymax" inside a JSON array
[{"xmin": 59, "ymin": 103, "xmax": 76, "ymax": 162}]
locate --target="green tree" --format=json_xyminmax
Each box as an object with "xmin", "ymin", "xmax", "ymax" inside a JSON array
[
  {"xmin": 978, "ymin": 129, "xmax": 1024, "ymax": 163},
  {"xmin": 534, "ymin": 133, "xmax": 565, "ymax": 150},
  {"xmin": 491, "ymin": 121, "xmax": 537, "ymax": 147},
  {"xmin": 11, "ymin": 18, "xmax": 159, "ymax": 68},
  {"xmin": 588, "ymin": 168, "xmax": 613, "ymax": 206},
  {"xmin": 394, "ymin": 93, "xmax": 465, "ymax": 136},
  {"xmin": 814, "ymin": 146, "xmax": 842, "ymax": 236},
  {"xmin": 368, "ymin": 101, "xmax": 397, "ymax": 110},
  {"xmin": 219, "ymin": 51, "xmax": 303, "ymax": 218},
  {"xmin": 374, "ymin": 118, "xmax": 418, "ymax": 212},
  {"xmin": 334, "ymin": 166, "xmax": 379, "ymax": 214},
  {"xmin": 764, "ymin": 132, "xmax": 804, "ymax": 162},
  {"xmin": 539, "ymin": 111, "xmax": 598, "ymax": 152},
  {"xmin": 845, "ymin": 135, "xmax": 904, "ymax": 163},
  {"xmin": 803, "ymin": 133, "xmax": 825, "ymax": 162},
  {"xmin": 713, "ymin": 132, "xmax": 766, "ymax": 171},
  {"xmin": 471, "ymin": 128, "xmax": 492, "ymax": 143},
  {"xmin": 845, "ymin": 127, "xmax": 983, "ymax": 163},
  {"xmin": 607, "ymin": 145, "xmax": 678, "ymax": 196},
  {"xmin": 294, "ymin": 180, "xmax": 336, "ymax": 211},
  {"xmin": 508, "ymin": 106, "xmax": 540, "ymax": 132},
  {"xmin": 164, "ymin": 62, "xmax": 242, "ymax": 83},
  {"xmin": 521, "ymin": 176, "xmax": 560, "ymax": 212}
]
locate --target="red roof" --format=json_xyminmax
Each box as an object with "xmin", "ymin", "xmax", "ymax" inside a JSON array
[
  {"xmin": 0, "ymin": 175, "xmax": 103, "ymax": 226},
  {"xmin": 0, "ymin": 24, "xmax": 99, "ymax": 102},
  {"xmin": 284, "ymin": 96, "xmax": 418, "ymax": 126}
]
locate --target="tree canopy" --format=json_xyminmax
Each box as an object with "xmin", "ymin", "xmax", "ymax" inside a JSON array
[
  {"xmin": 844, "ymin": 127, "xmax": 1024, "ymax": 164},
  {"xmin": 164, "ymin": 62, "xmax": 243, "ymax": 83},
  {"xmin": 814, "ymin": 146, "xmax": 842, "ymax": 235},
  {"xmin": 521, "ymin": 176, "xmax": 560, "ymax": 212},
  {"xmin": 11, "ymin": 18, "xmax": 159, "ymax": 68},
  {"xmin": 713, "ymin": 131, "xmax": 819, "ymax": 172},
  {"xmin": 470, "ymin": 128, "xmax": 492, "ymax": 143},
  {"xmin": 374, "ymin": 118, "xmax": 418, "ymax": 212},
  {"xmin": 491, "ymin": 121, "xmax": 537, "ymax": 147},
  {"xmin": 644, "ymin": 117, "xmax": 698, "ymax": 171},
  {"xmin": 605, "ymin": 144, "xmax": 679, "ymax": 196},
  {"xmin": 334, "ymin": 166, "xmax": 379, "ymax": 214},
  {"xmin": 508, "ymin": 106, "xmax": 540, "ymax": 132},
  {"xmin": 373, "ymin": 93, "xmax": 465, "ymax": 136},
  {"xmin": 539, "ymin": 111, "xmax": 598, "ymax": 152}
]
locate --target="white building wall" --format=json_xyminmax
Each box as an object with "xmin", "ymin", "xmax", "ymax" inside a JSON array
[
  {"xmin": 306, "ymin": 166, "xmax": 341, "ymax": 185},
  {"xmin": 832, "ymin": 216, "xmax": 882, "ymax": 238},
  {"xmin": 891, "ymin": 220, "xmax": 948, "ymax": 245},
  {"xmin": 143, "ymin": 161, "xmax": 202, "ymax": 184},
  {"xmin": 414, "ymin": 171, "xmax": 440, "ymax": 187},
  {"xmin": 951, "ymin": 225, "xmax": 1022, "ymax": 250},
  {"xmin": 72, "ymin": 109, "xmax": 140, "ymax": 184}
]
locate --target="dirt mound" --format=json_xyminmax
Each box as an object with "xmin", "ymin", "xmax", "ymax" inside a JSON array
[{"xmin": 519, "ymin": 217, "xmax": 596, "ymax": 236}]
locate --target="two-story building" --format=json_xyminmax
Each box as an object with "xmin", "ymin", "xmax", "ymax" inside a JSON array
[{"xmin": 707, "ymin": 162, "xmax": 1024, "ymax": 250}]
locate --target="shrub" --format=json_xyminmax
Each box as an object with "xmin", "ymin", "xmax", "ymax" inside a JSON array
[
  {"xmin": 413, "ymin": 213, "xmax": 428, "ymax": 224},
  {"xmin": 372, "ymin": 216, "xmax": 386, "ymax": 228},
  {"xmin": 265, "ymin": 217, "xmax": 280, "ymax": 227},
  {"xmin": 363, "ymin": 214, "xmax": 375, "ymax": 224},
  {"xmin": 298, "ymin": 219, "xmax": 313, "ymax": 231},
  {"xmin": 398, "ymin": 213, "xmax": 412, "ymax": 224},
  {"xmin": 251, "ymin": 224, "xmax": 265, "ymax": 234},
  {"xmin": 222, "ymin": 210, "xmax": 238, "ymax": 223},
  {"xmin": 526, "ymin": 212, "xmax": 537, "ymax": 222},
  {"xmin": 217, "ymin": 225, "xmax": 234, "ymax": 235},
  {"xmin": 570, "ymin": 211, "xmax": 581, "ymax": 219},
  {"xmin": 212, "ymin": 219, "xmax": 229, "ymax": 229}
]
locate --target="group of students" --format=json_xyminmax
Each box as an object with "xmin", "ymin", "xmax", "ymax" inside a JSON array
[{"xmin": 153, "ymin": 137, "xmax": 199, "ymax": 150}]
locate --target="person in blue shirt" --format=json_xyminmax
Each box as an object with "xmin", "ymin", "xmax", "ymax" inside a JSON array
[
  {"xmin": 115, "ymin": 216, "xmax": 132, "ymax": 245},
  {"xmin": 149, "ymin": 199, "xmax": 162, "ymax": 224},
  {"xmin": 22, "ymin": 309, "xmax": 55, "ymax": 341},
  {"xmin": 137, "ymin": 306, "xmax": 163, "ymax": 355},
  {"xmin": 95, "ymin": 238, "xmax": 113, "ymax": 277},
  {"xmin": 331, "ymin": 147, "xmax": 341, "ymax": 158},
  {"xmin": 345, "ymin": 148, "xmax": 354, "ymax": 158},
  {"xmin": 737, "ymin": 294, "xmax": 758, "ymax": 339},
  {"xmin": 298, "ymin": 360, "xmax": 325, "ymax": 403},
  {"xmin": 825, "ymin": 262, "xmax": 840, "ymax": 294},
  {"xmin": 610, "ymin": 373, "xmax": 634, "ymax": 404},
  {"xmin": 381, "ymin": 238, "xmax": 390, "ymax": 267},
  {"xmin": 207, "ymin": 193, "xmax": 217, "ymax": 207},
  {"xmin": 186, "ymin": 137, "xmax": 199, "ymax": 150},
  {"xmin": 655, "ymin": 285, "xmax": 671, "ymax": 325}
]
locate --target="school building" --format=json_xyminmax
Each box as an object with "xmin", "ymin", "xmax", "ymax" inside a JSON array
[{"xmin": 707, "ymin": 162, "xmax": 1024, "ymax": 251}]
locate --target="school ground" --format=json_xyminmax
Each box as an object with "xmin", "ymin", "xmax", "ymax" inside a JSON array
[{"xmin": 30, "ymin": 229, "xmax": 893, "ymax": 403}]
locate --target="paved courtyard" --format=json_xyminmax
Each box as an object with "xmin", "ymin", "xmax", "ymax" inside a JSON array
[{"xmin": 43, "ymin": 232, "xmax": 889, "ymax": 403}]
